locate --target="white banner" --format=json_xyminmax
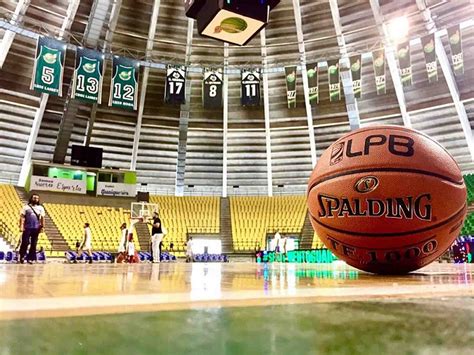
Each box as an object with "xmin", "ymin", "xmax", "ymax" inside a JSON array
[
  {"xmin": 30, "ymin": 176, "xmax": 86, "ymax": 194},
  {"xmin": 97, "ymin": 182, "xmax": 136, "ymax": 197}
]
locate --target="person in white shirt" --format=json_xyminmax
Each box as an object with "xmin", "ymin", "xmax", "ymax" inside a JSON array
[
  {"xmin": 116, "ymin": 222, "xmax": 128, "ymax": 263},
  {"xmin": 18, "ymin": 193, "xmax": 45, "ymax": 264},
  {"xmin": 274, "ymin": 230, "xmax": 282, "ymax": 253},
  {"xmin": 127, "ymin": 234, "xmax": 136, "ymax": 263},
  {"xmin": 186, "ymin": 237, "xmax": 194, "ymax": 263},
  {"xmin": 76, "ymin": 223, "xmax": 93, "ymax": 264}
]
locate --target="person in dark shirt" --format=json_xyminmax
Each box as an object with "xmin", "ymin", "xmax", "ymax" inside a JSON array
[{"xmin": 149, "ymin": 212, "xmax": 164, "ymax": 263}]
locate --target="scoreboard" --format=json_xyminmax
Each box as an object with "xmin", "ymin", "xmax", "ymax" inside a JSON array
[{"xmin": 185, "ymin": 0, "xmax": 281, "ymax": 46}]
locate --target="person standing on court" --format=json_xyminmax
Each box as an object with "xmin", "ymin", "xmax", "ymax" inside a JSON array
[
  {"xmin": 76, "ymin": 223, "xmax": 93, "ymax": 263},
  {"xmin": 116, "ymin": 222, "xmax": 128, "ymax": 263},
  {"xmin": 18, "ymin": 193, "xmax": 45, "ymax": 264},
  {"xmin": 150, "ymin": 212, "xmax": 164, "ymax": 263},
  {"xmin": 186, "ymin": 237, "xmax": 194, "ymax": 263}
]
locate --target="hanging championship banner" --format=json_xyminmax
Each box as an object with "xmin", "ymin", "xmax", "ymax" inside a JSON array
[
  {"xmin": 165, "ymin": 65, "xmax": 186, "ymax": 104},
  {"xmin": 203, "ymin": 68, "xmax": 223, "ymax": 108},
  {"xmin": 284, "ymin": 66, "xmax": 297, "ymax": 108},
  {"xmin": 108, "ymin": 56, "xmax": 139, "ymax": 110},
  {"xmin": 421, "ymin": 34, "xmax": 438, "ymax": 83},
  {"xmin": 241, "ymin": 69, "xmax": 260, "ymax": 107},
  {"xmin": 306, "ymin": 63, "xmax": 319, "ymax": 106},
  {"xmin": 350, "ymin": 55, "xmax": 362, "ymax": 98},
  {"xmin": 397, "ymin": 42, "xmax": 412, "ymax": 87},
  {"xmin": 72, "ymin": 48, "xmax": 104, "ymax": 104},
  {"xmin": 447, "ymin": 25, "xmax": 463, "ymax": 76},
  {"xmin": 30, "ymin": 36, "xmax": 67, "ymax": 96},
  {"xmin": 372, "ymin": 49, "xmax": 386, "ymax": 95},
  {"xmin": 328, "ymin": 60, "xmax": 340, "ymax": 102}
]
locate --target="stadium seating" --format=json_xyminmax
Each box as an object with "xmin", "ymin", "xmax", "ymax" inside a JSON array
[
  {"xmin": 311, "ymin": 233, "xmax": 326, "ymax": 249},
  {"xmin": 230, "ymin": 196, "xmax": 307, "ymax": 251},
  {"xmin": 65, "ymin": 251, "xmax": 113, "ymax": 263},
  {"xmin": 149, "ymin": 196, "xmax": 220, "ymax": 252},
  {"xmin": 461, "ymin": 212, "xmax": 474, "ymax": 235},
  {"xmin": 193, "ymin": 254, "xmax": 228, "ymax": 262},
  {"xmin": 45, "ymin": 203, "xmax": 134, "ymax": 252},
  {"xmin": 464, "ymin": 174, "xmax": 474, "ymax": 204},
  {"xmin": 0, "ymin": 184, "xmax": 51, "ymax": 251}
]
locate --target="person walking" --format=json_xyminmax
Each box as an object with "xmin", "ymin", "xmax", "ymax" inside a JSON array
[{"xmin": 76, "ymin": 223, "xmax": 93, "ymax": 264}]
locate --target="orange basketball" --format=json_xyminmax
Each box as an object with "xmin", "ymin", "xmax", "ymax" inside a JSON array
[{"xmin": 307, "ymin": 125, "xmax": 467, "ymax": 274}]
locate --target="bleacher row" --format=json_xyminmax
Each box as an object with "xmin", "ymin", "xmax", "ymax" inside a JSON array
[
  {"xmin": 149, "ymin": 196, "xmax": 220, "ymax": 250},
  {"xmin": 46, "ymin": 204, "xmax": 136, "ymax": 251},
  {"xmin": 230, "ymin": 196, "xmax": 307, "ymax": 251},
  {"xmin": 2, "ymin": 177, "xmax": 474, "ymax": 255}
]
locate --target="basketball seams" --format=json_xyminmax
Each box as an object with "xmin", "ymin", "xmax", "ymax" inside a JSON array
[
  {"xmin": 308, "ymin": 168, "xmax": 465, "ymax": 192},
  {"xmin": 309, "ymin": 203, "xmax": 466, "ymax": 237}
]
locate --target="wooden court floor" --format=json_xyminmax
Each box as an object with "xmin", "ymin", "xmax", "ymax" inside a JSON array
[{"xmin": 0, "ymin": 261, "xmax": 473, "ymax": 320}]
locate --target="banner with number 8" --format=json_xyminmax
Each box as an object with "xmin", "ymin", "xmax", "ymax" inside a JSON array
[{"xmin": 203, "ymin": 68, "xmax": 223, "ymax": 109}]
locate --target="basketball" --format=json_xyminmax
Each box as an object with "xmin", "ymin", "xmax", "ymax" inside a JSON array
[{"xmin": 307, "ymin": 125, "xmax": 467, "ymax": 274}]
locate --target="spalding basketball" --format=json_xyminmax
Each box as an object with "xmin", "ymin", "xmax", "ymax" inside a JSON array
[{"xmin": 307, "ymin": 125, "xmax": 467, "ymax": 274}]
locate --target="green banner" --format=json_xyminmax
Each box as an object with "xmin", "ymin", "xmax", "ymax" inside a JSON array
[
  {"xmin": 447, "ymin": 25, "xmax": 463, "ymax": 76},
  {"xmin": 372, "ymin": 49, "xmax": 386, "ymax": 95},
  {"xmin": 30, "ymin": 36, "xmax": 67, "ymax": 96},
  {"xmin": 72, "ymin": 47, "xmax": 104, "ymax": 103},
  {"xmin": 306, "ymin": 63, "xmax": 319, "ymax": 105},
  {"xmin": 108, "ymin": 56, "xmax": 139, "ymax": 110},
  {"xmin": 350, "ymin": 55, "xmax": 362, "ymax": 98},
  {"xmin": 328, "ymin": 60, "xmax": 340, "ymax": 102},
  {"xmin": 421, "ymin": 34, "xmax": 438, "ymax": 83},
  {"xmin": 284, "ymin": 66, "xmax": 297, "ymax": 108},
  {"xmin": 397, "ymin": 42, "xmax": 412, "ymax": 87}
]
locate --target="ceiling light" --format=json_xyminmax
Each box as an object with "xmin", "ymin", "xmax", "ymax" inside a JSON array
[{"xmin": 387, "ymin": 16, "xmax": 409, "ymax": 42}]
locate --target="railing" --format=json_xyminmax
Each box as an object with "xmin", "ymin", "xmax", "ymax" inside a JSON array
[{"xmin": 137, "ymin": 184, "xmax": 307, "ymax": 197}]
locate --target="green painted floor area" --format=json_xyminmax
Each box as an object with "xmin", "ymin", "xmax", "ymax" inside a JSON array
[{"xmin": 1, "ymin": 298, "xmax": 473, "ymax": 355}]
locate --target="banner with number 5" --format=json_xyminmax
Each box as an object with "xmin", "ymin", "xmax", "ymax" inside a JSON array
[
  {"xmin": 30, "ymin": 36, "xmax": 67, "ymax": 96},
  {"xmin": 72, "ymin": 47, "xmax": 105, "ymax": 104},
  {"xmin": 108, "ymin": 55, "xmax": 139, "ymax": 110}
]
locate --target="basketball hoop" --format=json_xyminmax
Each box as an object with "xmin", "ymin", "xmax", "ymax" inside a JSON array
[{"xmin": 131, "ymin": 202, "xmax": 159, "ymax": 222}]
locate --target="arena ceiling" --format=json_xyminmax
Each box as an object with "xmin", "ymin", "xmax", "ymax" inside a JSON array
[{"xmin": 0, "ymin": 0, "xmax": 473, "ymax": 196}]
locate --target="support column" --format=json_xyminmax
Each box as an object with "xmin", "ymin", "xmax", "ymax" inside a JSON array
[
  {"xmin": 329, "ymin": 0, "xmax": 361, "ymax": 130},
  {"xmin": 175, "ymin": 19, "xmax": 194, "ymax": 196},
  {"xmin": 131, "ymin": 0, "xmax": 161, "ymax": 171},
  {"xmin": 369, "ymin": 0, "xmax": 412, "ymax": 128},
  {"xmin": 18, "ymin": 94, "xmax": 48, "ymax": 187},
  {"xmin": 222, "ymin": 43, "xmax": 229, "ymax": 197},
  {"xmin": 0, "ymin": 0, "xmax": 30, "ymax": 68},
  {"xmin": 260, "ymin": 30, "xmax": 273, "ymax": 197},
  {"xmin": 292, "ymin": 0, "xmax": 317, "ymax": 167}
]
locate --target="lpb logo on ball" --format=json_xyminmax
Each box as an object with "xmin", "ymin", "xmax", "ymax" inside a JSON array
[{"xmin": 330, "ymin": 142, "xmax": 345, "ymax": 165}]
